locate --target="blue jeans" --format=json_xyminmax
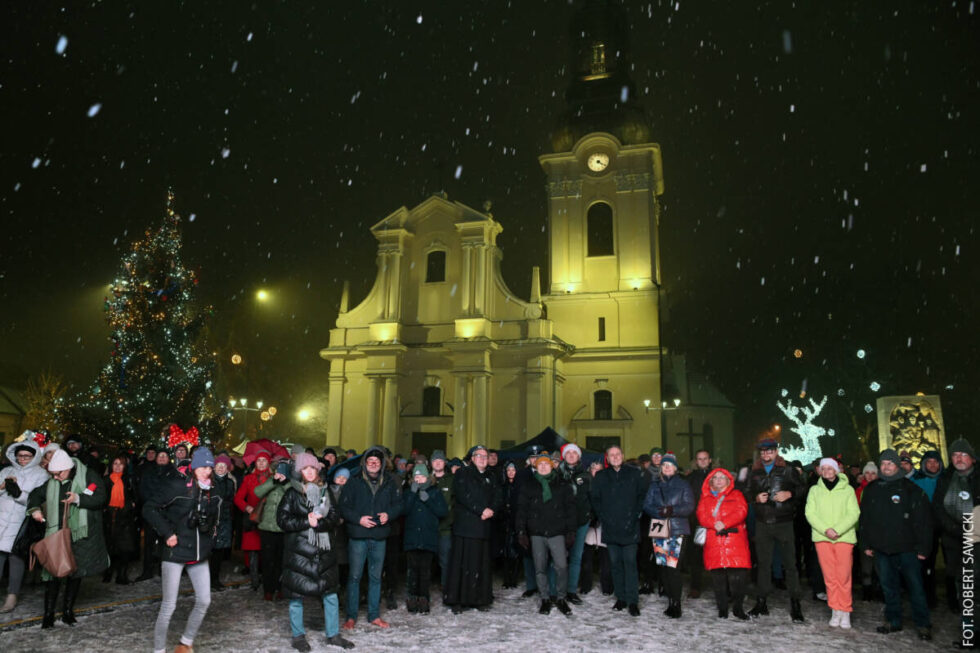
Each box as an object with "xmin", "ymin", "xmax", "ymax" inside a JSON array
[
  {"xmin": 439, "ymin": 533, "xmax": 452, "ymax": 588},
  {"xmin": 607, "ymin": 543, "xmax": 639, "ymax": 604},
  {"xmin": 289, "ymin": 594, "xmax": 340, "ymax": 638},
  {"xmin": 548, "ymin": 523, "xmax": 588, "ymax": 595},
  {"xmin": 347, "ymin": 538, "xmax": 386, "ymax": 622},
  {"xmin": 874, "ymin": 550, "xmax": 931, "ymax": 629}
]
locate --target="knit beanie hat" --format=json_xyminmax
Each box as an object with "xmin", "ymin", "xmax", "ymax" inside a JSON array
[
  {"xmin": 878, "ymin": 448, "xmax": 900, "ymax": 467},
  {"xmin": 413, "ymin": 463, "xmax": 429, "ymax": 479},
  {"xmin": 431, "ymin": 449, "xmax": 447, "ymax": 463},
  {"xmin": 660, "ymin": 453, "xmax": 678, "ymax": 469},
  {"xmin": 190, "ymin": 448, "xmax": 215, "ymax": 470},
  {"xmin": 215, "ymin": 453, "xmax": 233, "ymax": 467},
  {"xmin": 295, "ymin": 452, "xmax": 323, "ymax": 471},
  {"xmin": 951, "ymin": 439, "xmax": 977, "ymax": 460},
  {"xmin": 333, "ymin": 467, "xmax": 351, "ymax": 481},
  {"xmin": 862, "ymin": 461, "xmax": 877, "ymax": 474},
  {"xmin": 535, "ymin": 455, "xmax": 554, "ymax": 470},
  {"xmin": 650, "ymin": 447, "xmax": 665, "ymax": 457},
  {"xmin": 48, "ymin": 449, "xmax": 74, "ymax": 472},
  {"xmin": 291, "ymin": 443, "xmax": 306, "ymax": 457},
  {"xmin": 818, "ymin": 457, "xmax": 840, "ymax": 472}
]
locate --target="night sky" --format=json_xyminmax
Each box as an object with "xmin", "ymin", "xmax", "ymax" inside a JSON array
[{"xmin": 2, "ymin": 1, "xmax": 977, "ymax": 453}]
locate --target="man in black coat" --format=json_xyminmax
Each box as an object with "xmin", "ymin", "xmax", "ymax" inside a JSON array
[
  {"xmin": 337, "ymin": 446, "xmax": 403, "ymax": 629},
  {"xmin": 444, "ymin": 444, "xmax": 503, "ymax": 613},
  {"xmin": 685, "ymin": 448, "xmax": 713, "ymax": 599},
  {"xmin": 932, "ymin": 438, "xmax": 980, "ymax": 647},
  {"xmin": 747, "ymin": 438, "xmax": 805, "ymax": 622},
  {"xmin": 860, "ymin": 448, "xmax": 933, "ymax": 641},
  {"xmin": 590, "ymin": 444, "xmax": 647, "ymax": 617}
]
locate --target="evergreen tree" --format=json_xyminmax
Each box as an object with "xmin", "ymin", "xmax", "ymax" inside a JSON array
[{"xmin": 64, "ymin": 190, "xmax": 228, "ymax": 448}]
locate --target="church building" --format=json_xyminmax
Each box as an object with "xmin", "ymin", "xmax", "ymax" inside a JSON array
[{"xmin": 319, "ymin": 0, "xmax": 734, "ymax": 466}]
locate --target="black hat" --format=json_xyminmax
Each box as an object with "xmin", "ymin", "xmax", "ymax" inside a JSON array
[{"xmin": 951, "ymin": 439, "xmax": 977, "ymax": 460}]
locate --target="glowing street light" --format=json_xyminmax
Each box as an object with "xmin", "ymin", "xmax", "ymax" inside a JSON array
[
  {"xmin": 297, "ymin": 409, "xmax": 311, "ymax": 422},
  {"xmin": 256, "ymin": 289, "xmax": 270, "ymax": 302}
]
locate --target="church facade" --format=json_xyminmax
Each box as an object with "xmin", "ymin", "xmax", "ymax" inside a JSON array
[{"xmin": 319, "ymin": 0, "xmax": 734, "ymax": 466}]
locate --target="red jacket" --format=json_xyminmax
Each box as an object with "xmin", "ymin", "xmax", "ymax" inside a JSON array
[
  {"xmin": 697, "ymin": 468, "xmax": 751, "ymax": 570},
  {"xmin": 234, "ymin": 470, "xmax": 270, "ymax": 551}
]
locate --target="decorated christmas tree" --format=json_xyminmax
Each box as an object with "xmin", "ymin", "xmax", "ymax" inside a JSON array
[{"xmin": 63, "ymin": 190, "xmax": 228, "ymax": 448}]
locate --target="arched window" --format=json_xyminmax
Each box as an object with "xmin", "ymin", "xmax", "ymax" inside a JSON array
[
  {"xmin": 426, "ymin": 250, "xmax": 446, "ymax": 282},
  {"xmin": 594, "ymin": 389, "xmax": 612, "ymax": 420},
  {"xmin": 422, "ymin": 386, "xmax": 441, "ymax": 416},
  {"xmin": 587, "ymin": 202, "xmax": 614, "ymax": 257}
]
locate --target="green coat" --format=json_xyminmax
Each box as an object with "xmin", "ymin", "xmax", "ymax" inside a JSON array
[
  {"xmin": 804, "ymin": 473, "xmax": 860, "ymax": 544},
  {"xmin": 431, "ymin": 471, "xmax": 454, "ymax": 535},
  {"xmin": 254, "ymin": 476, "xmax": 287, "ymax": 533},
  {"xmin": 27, "ymin": 460, "xmax": 109, "ymax": 580}
]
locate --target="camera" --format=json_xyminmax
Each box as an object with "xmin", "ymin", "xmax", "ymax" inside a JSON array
[{"xmin": 187, "ymin": 493, "xmax": 213, "ymax": 533}]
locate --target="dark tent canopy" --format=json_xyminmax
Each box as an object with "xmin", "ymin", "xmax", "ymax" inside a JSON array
[{"xmin": 495, "ymin": 427, "xmax": 604, "ymax": 466}]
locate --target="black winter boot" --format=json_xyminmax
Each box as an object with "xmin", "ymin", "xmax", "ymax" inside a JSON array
[
  {"xmin": 62, "ymin": 577, "xmax": 82, "ymax": 625},
  {"xmin": 538, "ymin": 598, "xmax": 552, "ymax": 614},
  {"xmin": 790, "ymin": 598, "xmax": 805, "ymax": 623},
  {"xmin": 41, "ymin": 581, "xmax": 59, "ymax": 629},
  {"xmin": 748, "ymin": 597, "xmax": 769, "ymax": 617},
  {"xmin": 732, "ymin": 597, "xmax": 749, "ymax": 620}
]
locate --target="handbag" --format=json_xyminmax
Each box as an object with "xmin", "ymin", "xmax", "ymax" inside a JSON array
[
  {"xmin": 12, "ymin": 510, "xmax": 46, "ymax": 558},
  {"xmin": 30, "ymin": 502, "xmax": 77, "ymax": 578},
  {"xmin": 648, "ymin": 483, "xmax": 671, "ymax": 539},
  {"xmin": 248, "ymin": 498, "xmax": 266, "ymax": 523}
]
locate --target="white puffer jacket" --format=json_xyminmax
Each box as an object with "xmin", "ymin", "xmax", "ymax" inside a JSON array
[{"xmin": 0, "ymin": 440, "xmax": 51, "ymax": 552}]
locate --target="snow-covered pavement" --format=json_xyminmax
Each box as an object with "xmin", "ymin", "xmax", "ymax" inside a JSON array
[{"xmin": 0, "ymin": 570, "xmax": 958, "ymax": 651}]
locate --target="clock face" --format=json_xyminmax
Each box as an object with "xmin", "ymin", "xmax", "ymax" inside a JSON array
[{"xmin": 587, "ymin": 152, "xmax": 610, "ymax": 172}]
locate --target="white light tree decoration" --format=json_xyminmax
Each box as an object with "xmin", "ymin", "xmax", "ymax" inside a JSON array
[{"xmin": 776, "ymin": 395, "xmax": 834, "ymax": 462}]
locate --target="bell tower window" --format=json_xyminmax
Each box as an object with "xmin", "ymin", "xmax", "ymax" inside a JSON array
[
  {"xmin": 422, "ymin": 386, "xmax": 441, "ymax": 416},
  {"xmin": 594, "ymin": 390, "xmax": 613, "ymax": 420},
  {"xmin": 425, "ymin": 250, "xmax": 446, "ymax": 283},
  {"xmin": 587, "ymin": 202, "xmax": 615, "ymax": 257}
]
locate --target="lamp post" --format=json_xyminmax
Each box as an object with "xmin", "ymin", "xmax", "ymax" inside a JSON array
[{"xmin": 229, "ymin": 397, "xmax": 275, "ymax": 441}]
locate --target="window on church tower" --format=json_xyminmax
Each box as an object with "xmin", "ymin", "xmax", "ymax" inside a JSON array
[
  {"xmin": 426, "ymin": 250, "xmax": 446, "ymax": 282},
  {"xmin": 598, "ymin": 317, "xmax": 606, "ymax": 342},
  {"xmin": 594, "ymin": 390, "xmax": 612, "ymax": 420},
  {"xmin": 422, "ymin": 386, "xmax": 441, "ymax": 416},
  {"xmin": 587, "ymin": 202, "xmax": 614, "ymax": 256}
]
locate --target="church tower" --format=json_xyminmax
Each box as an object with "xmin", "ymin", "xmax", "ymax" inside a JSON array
[{"xmin": 540, "ymin": 0, "xmax": 666, "ymax": 455}]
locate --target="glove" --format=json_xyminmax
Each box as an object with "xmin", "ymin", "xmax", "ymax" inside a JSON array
[
  {"xmin": 418, "ymin": 489, "xmax": 430, "ymax": 502},
  {"xmin": 659, "ymin": 505, "xmax": 673, "ymax": 518},
  {"xmin": 3, "ymin": 479, "xmax": 21, "ymax": 499},
  {"xmin": 410, "ymin": 481, "xmax": 421, "ymax": 494},
  {"xmin": 518, "ymin": 533, "xmax": 530, "ymax": 550},
  {"xmin": 564, "ymin": 532, "xmax": 575, "ymax": 549}
]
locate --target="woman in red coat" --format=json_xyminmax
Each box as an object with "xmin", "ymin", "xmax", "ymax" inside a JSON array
[
  {"xmin": 234, "ymin": 449, "xmax": 271, "ymax": 590},
  {"xmin": 697, "ymin": 468, "xmax": 751, "ymax": 620}
]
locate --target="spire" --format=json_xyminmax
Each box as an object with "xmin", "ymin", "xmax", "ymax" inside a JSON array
[
  {"xmin": 551, "ymin": 0, "xmax": 650, "ymax": 152},
  {"xmin": 339, "ymin": 280, "xmax": 350, "ymax": 314}
]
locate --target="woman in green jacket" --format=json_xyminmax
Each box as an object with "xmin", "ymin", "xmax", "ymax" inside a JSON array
[
  {"xmin": 254, "ymin": 458, "xmax": 289, "ymax": 600},
  {"xmin": 804, "ymin": 458, "xmax": 860, "ymax": 630}
]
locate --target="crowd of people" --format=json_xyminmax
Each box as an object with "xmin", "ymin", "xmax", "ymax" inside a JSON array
[{"xmin": 0, "ymin": 429, "xmax": 977, "ymax": 650}]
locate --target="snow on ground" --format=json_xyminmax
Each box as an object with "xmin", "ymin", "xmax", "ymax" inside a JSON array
[{"xmin": 0, "ymin": 568, "xmax": 959, "ymax": 652}]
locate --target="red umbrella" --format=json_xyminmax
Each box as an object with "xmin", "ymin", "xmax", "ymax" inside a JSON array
[{"xmin": 242, "ymin": 438, "xmax": 290, "ymax": 466}]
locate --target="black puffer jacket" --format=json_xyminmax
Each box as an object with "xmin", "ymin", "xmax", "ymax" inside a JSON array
[
  {"xmin": 452, "ymin": 464, "xmax": 503, "ymax": 540},
  {"xmin": 277, "ymin": 482, "xmax": 341, "ymax": 599},
  {"xmin": 515, "ymin": 472, "xmax": 577, "ymax": 538},
  {"xmin": 142, "ymin": 469, "xmax": 221, "ymax": 564},
  {"xmin": 748, "ymin": 456, "xmax": 802, "ymax": 524},
  {"xmin": 557, "ymin": 461, "xmax": 593, "ymax": 526},
  {"xmin": 211, "ymin": 472, "xmax": 237, "ymax": 549}
]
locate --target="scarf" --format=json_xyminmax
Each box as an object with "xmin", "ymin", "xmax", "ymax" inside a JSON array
[
  {"xmin": 534, "ymin": 470, "xmax": 554, "ymax": 503},
  {"xmin": 304, "ymin": 482, "xmax": 332, "ymax": 551},
  {"xmin": 108, "ymin": 472, "xmax": 126, "ymax": 509},
  {"xmin": 45, "ymin": 458, "xmax": 90, "ymax": 542},
  {"xmin": 822, "ymin": 476, "xmax": 839, "ymax": 491}
]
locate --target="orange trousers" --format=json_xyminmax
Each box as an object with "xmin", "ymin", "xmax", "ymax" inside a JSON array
[{"xmin": 815, "ymin": 541, "xmax": 854, "ymax": 612}]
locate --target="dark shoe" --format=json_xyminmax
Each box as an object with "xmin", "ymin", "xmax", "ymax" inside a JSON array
[
  {"xmin": 102, "ymin": 570, "xmax": 113, "ymax": 583},
  {"xmin": 292, "ymin": 635, "xmax": 312, "ymax": 652},
  {"xmin": 748, "ymin": 597, "xmax": 769, "ymax": 617},
  {"xmin": 612, "ymin": 599, "xmax": 626, "ymax": 611},
  {"xmin": 406, "ymin": 596, "xmax": 417, "ymax": 613},
  {"xmin": 639, "ymin": 583, "xmax": 654, "ymax": 595},
  {"xmin": 451, "ymin": 605, "xmax": 463, "ymax": 615},
  {"xmin": 539, "ymin": 598, "xmax": 552, "ymax": 614},
  {"xmin": 213, "ymin": 582, "xmax": 227, "ymax": 592},
  {"xmin": 62, "ymin": 578, "xmax": 81, "ymax": 626},
  {"xmin": 134, "ymin": 572, "xmax": 154, "ymax": 582},
  {"xmin": 917, "ymin": 627, "xmax": 932, "ymax": 641},
  {"xmin": 664, "ymin": 599, "xmax": 681, "ymax": 619},
  {"xmin": 115, "ymin": 574, "xmax": 132, "ymax": 585},
  {"xmin": 385, "ymin": 592, "xmax": 397, "ymax": 610},
  {"xmin": 628, "ymin": 603, "xmax": 640, "ymax": 617},
  {"xmin": 41, "ymin": 614, "xmax": 55, "ymax": 629},
  {"xmin": 555, "ymin": 599, "xmax": 572, "ymax": 615},
  {"xmin": 566, "ymin": 593, "xmax": 582, "ymax": 605},
  {"xmin": 41, "ymin": 581, "xmax": 58, "ymax": 629},
  {"xmin": 718, "ymin": 607, "xmax": 729, "ymax": 618},
  {"xmin": 327, "ymin": 634, "xmax": 356, "ymax": 649},
  {"xmin": 790, "ymin": 599, "xmax": 805, "ymax": 623},
  {"xmin": 419, "ymin": 597, "xmax": 430, "ymax": 614},
  {"xmin": 876, "ymin": 624, "xmax": 903, "ymax": 634},
  {"xmin": 521, "ymin": 589, "xmax": 538, "ymax": 599},
  {"xmin": 732, "ymin": 606, "xmax": 749, "ymax": 621},
  {"xmin": 264, "ymin": 592, "xmax": 274, "ymax": 601},
  {"xmin": 476, "ymin": 604, "xmax": 492, "ymax": 612}
]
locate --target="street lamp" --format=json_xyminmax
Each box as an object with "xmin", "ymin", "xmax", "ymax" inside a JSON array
[{"xmin": 228, "ymin": 397, "xmax": 275, "ymax": 441}]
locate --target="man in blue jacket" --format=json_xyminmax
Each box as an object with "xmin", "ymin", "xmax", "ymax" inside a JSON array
[
  {"xmin": 591, "ymin": 444, "xmax": 648, "ymax": 617},
  {"xmin": 338, "ymin": 446, "xmax": 403, "ymax": 630}
]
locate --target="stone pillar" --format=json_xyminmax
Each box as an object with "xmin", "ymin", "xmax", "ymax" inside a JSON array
[
  {"xmin": 461, "ymin": 246, "xmax": 472, "ymax": 316},
  {"xmin": 365, "ymin": 377, "xmax": 380, "ymax": 445},
  {"xmin": 326, "ymin": 372, "xmax": 346, "ymax": 447},
  {"xmin": 472, "ymin": 374, "xmax": 488, "ymax": 447},
  {"xmin": 452, "ymin": 374, "xmax": 469, "ymax": 458},
  {"xmin": 381, "ymin": 376, "xmax": 399, "ymax": 453},
  {"xmin": 525, "ymin": 362, "xmax": 545, "ymax": 439},
  {"xmin": 474, "ymin": 245, "xmax": 486, "ymax": 316},
  {"xmin": 386, "ymin": 252, "xmax": 402, "ymax": 321}
]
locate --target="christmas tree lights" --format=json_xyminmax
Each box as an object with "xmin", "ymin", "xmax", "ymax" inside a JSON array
[{"xmin": 62, "ymin": 190, "xmax": 229, "ymax": 448}]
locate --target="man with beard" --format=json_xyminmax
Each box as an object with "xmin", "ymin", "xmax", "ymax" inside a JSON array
[
  {"xmin": 338, "ymin": 446, "xmax": 402, "ymax": 629},
  {"xmin": 444, "ymin": 445, "xmax": 502, "ymax": 614}
]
